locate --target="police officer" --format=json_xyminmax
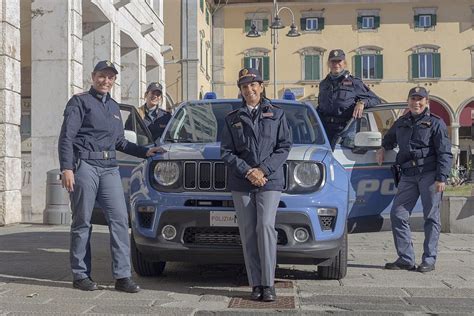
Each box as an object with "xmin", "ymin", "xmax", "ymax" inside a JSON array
[
  {"xmin": 317, "ymin": 49, "xmax": 381, "ymax": 146},
  {"xmin": 127, "ymin": 82, "xmax": 171, "ymax": 140},
  {"xmin": 376, "ymin": 86, "xmax": 452, "ymax": 273},
  {"xmin": 59, "ymin": 60, "xmax": 164, "ymax": 292},
  {"xmin": 221, "ymin": 68, "xmax": 292, "ymax": 302}
]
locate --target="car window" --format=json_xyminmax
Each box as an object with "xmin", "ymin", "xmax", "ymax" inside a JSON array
[{"xmin": 163, "ymin": 101, "xmax": 325, "ymax": 144}]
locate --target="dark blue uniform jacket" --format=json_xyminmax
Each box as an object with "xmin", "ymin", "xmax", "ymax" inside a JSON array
[
  {"xmin": 145, "ymin": 108, "xmax": 172, "ymax": 140},
  {"xmin": 59, "ymin": 87, "xmax": 148, "ymax": 171},
  {"xmin": 221, "ymin": 99, "xmax": 292, "ymax": 192},
  {"xmin": 382, "ymin": 108, "xmax": 453, "ymax": 182}
]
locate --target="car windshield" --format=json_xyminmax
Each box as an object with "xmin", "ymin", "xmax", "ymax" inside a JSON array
[{"xmin": 163, "ymin": 101, "xmax": 325, "ymax": 144}]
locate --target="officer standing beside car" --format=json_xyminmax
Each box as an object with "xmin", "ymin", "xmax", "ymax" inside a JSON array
[
  {"xmin": 376, "ymin": 86, "xmax": 452, "ymax": 273},
  {"xmin": 221, "ymin": 68, "xmax": 292, "ymax": 302},
  {"xmin": 125, "ymin": 82, "xmax": 171, "ymax": 140},
  {"xmin": 317, "ymin": 49, "xmax": 381, "ymax": 147},
  {"xmin": 59, "ymin": 60, "xmax": 164, "ymax": 293}
]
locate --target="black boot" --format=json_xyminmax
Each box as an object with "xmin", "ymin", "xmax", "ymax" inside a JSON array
[
  {"xmin": 262, "ymin": 286, "xmax": 276, "ymax": 302},
  {"xmin": 250, "ymin": 286, "xmax": 262, "ymax": 301},
  {"xmin": 115, "ymin": 277, "xmax": 140, "ymax": 293},
  {"xmin": 73, "ymin": 278, "xmax": 98, "ymax": 291}
]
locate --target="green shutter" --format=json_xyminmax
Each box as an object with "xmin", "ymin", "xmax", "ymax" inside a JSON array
[
  {"xmin": 414, "ymin": 15, "xmax": 420, "ymax": 27},
  {"xmin": 318, "ymin": 18, "xmax": 325, "ymax": 30},
  {"xmin": 200, "ymin": 0, "xmax": 203, "ymax": 12},
  {"xmin": 433, "ymin": 53, "xmax": 441, "ymax": 78},
  {"xmin": 354, "ymin": 55, "xmax": 362, "ymax": 78},
  {"xmin": 263, "ymin": 19, "xmax": 269, "ymax": 31},
  {"xmin": 376, "ymin": 55, "xmax": 383, "ymax": 79},
  {"xmin": 300, "ymin": 18, "xmax": 306, "ymax": 31},
  {"xmin": 206, "ymin": 10, "xmax": 209, "ymax": 25},
  {"xmin": 244, "ymin": 57, "xmax": 250, "ymax": 68},
  {"xmin": 304, "ymin": 55, "xmax": 312, "ymax": 80},
  {"xmin": 411, "ymin": 54, "xmax": 419, "ymax": 79},
  {"xmin": 357, "ymin": 16, "xmax": 363, "ymax": 29},
  {"xmin": 314, "ymin": 55, "xmax": 320, "ymax": 80},
  {"xmin": 431, "ymin": 14, "xmax": 437, "ymax": 26},
  {"xmin": 245, "ymin": 19, "xmax": 251, "ymax": 32},
  {"xmin": 263, "ymin": 56, "xmax": 270, "ymax": 81},
  {"xmin": 374, "ymin": 16, "xmax": 380, "ymax": 28}
]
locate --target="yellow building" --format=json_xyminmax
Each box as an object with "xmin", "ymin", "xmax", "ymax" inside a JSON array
[
  {"xmin": 164, "ymin": 0, "xmax": 214, "ymax": 106},
  {"xmin": 211, "ymin": 0, "xmax": 474, "ymax": 168}
]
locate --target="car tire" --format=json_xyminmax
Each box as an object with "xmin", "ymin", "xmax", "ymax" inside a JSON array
[
  {"xmin": 318, "ymin": 227, "xmax": 348, "ymax": 280},
  {"xmin": 131, "ymin": 233, "xmax": 166, "ymax": 277}
]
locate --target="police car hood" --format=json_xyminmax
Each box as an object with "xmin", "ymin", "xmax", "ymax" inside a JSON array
[{"xmin": 157, "ymin": 143, "xmax": 329, "ymax": 161}]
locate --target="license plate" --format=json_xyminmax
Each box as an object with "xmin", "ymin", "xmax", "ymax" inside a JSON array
[{"xmin": 210, "ymin": 211, "xmax": 238, "ymax": 227}]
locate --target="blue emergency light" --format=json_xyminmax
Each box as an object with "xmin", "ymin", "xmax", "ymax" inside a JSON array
[
  {"xmin": 282, "ymin": 90, "xmax": 296, "ymax": 100},
  {"xmin": 203, "ymin": 92, "xmax": 217, "ymax": 99}
]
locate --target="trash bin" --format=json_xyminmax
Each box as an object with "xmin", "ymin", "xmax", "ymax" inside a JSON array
[{"xmin": 43, "ymin": 169, "xmax": 71, "ymax": 225}]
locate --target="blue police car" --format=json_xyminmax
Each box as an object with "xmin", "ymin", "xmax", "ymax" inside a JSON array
[{"xmin": 111, "ymin": 94, "xmax": 422, "ymax": 280}]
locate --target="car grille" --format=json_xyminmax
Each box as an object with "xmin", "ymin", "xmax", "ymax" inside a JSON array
[
  {"xmin": 138, "ymin": 212, "xmax": 154, "ymax": 229},
  {"xmin": 183, "ymin": 161, "xmax": 287, "ymax": 192},
  {"xmin": 183, "ymin": 227, "xmax": 288, "ymax": 246},
  {"xmin": 319, "ymin": 216, "xmax": 336, "ymax": 231}
]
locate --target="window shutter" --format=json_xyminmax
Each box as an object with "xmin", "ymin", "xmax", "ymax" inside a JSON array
[
  {"xmin": 263, "ymin": 19, "xmax": 269, "ymax": 31},
  {"xmin": 245, "ymin": 19, "xmax": 251, "ymax": 32},
  {"xmin": 304, "ymin": 55, "xmax": 312, "ymax": 80},
  {"xmin": 314, "ymin": 55, "xmax": 320, "ymax": 80},
  {"xmin": 414, "ymin": 15, "xmax": 420, "ymax": 27},
  {"xmin": 433, "ymin": 53, "xmax": 441, "ymax": 78},
  {"xmin": 354, "ymin": 55, "xmax": 362, "ymax": 78},
  {"xmin": 431, "ymin": 14, "xmax": 437, "ymax": 26},
  {"xmin": 300, "ymin": 18, "xmax": 307, "ymax": 31},
  {"xmin": 244, "ymin": 57, "xmax": 250, "ymax": 68},
  {"xmin": 318, "ymin": 18, "xmax": 325, "ymax": 30},
  {"xmin": 374, "ymin": 16, "xmax": 380, "ymax": 28},
  {"xmin": 411, "ymin": 54, "xmax": 419, "ymax": 79},
  {"xmin": 200, "ymin": 0, "xmax": 204, "ymax": 12},
  {"xmin": 263, "ymin": 56, "xmax": 270, "ymax": 81},
  {"xmin": 376, "ymin": 55, "xmax": 383, "ymax": 79},
  {"xmin": 357, "ymin": 16, "xmax": 363, "ymax": 29}
]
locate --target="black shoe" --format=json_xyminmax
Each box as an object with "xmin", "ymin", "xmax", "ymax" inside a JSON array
[
  {"xmin": 384, "ymin": 261, "xmax": 416, "ymax": 271},
  {"xmin": 115, "ymin": 277, "xmax": 140, "ymax": 293},
  {"xmin": 262, "ymin": 286, "xmax": 276, "ymax": 302},
  {"xmin": 250, "ymin": 286, "xmax": 262, "ymax": 301},
  {"xmin": 417, "ymin": 262, "xmax": 435, "ymax": 273},
  {"xmin": 73, "ymin": 278, "xmax": 98, "ymax": 291}
]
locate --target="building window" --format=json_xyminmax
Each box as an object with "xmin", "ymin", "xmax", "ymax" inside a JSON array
[
  {"xmin": 244, "ymin": 56, "xmax": 270, "ymax": 81},
  {"xmin": 205, "ymin": 41, "xmax": 211, "ymax": 79},
  {"xmin": 414, "ymin": 14, "xmax": 437, "ymax": 28},
  {"xmin": 411, "ymin": 51, "xmax": 441, "ymax": 79},
  {"xmin": 300, "ymin": 17, "xmax": 324, "ymax": 31},
  {"xmin": 304, "ymin": 55, "xmax": 320, "ymax": 81},
  {"xmin": 354, "ymin": 54, "xmax": 383, "ymax": 80},
  {"xmin": 245, "ymin": 19, "xmax": 269, "ymax": 33},
  {"xmin": 357, "ymin": 16, "xmax": 380, "ymax": 30},
  {"xmin": 206, "ymin": 8, "xmax": 210, "ymax": 25},
  {"xmin": 200, "ymin": 0, "xmax": 204, "ymax": 13}
]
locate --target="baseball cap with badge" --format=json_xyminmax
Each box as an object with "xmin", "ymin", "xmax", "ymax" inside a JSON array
[
  {"xmin": 328, "ymin": 49, "xmax": 346, "ymax": 61},
  {"xmin": 408, "ymin": 86, "xmax": 428, "ymax": 99},
  {"xmin": 237, "ymin": 68, "xmax": 263, "ymax": 87},
  {"xmin": 146, "ymin": 82, "xmax": 163, "ymax": 94},
  {"xmin": 93, "ymin": 60, "xmax": 118, "ymax": 74}
]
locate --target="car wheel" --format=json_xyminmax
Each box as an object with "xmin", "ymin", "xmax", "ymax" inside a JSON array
[
  {"xmin": 131, "ymin": 233, "xmax": 166, "ymax": 276},
  {"xmin": 318, "ymin": 227, "xmax": 348, "ymax": 280}
]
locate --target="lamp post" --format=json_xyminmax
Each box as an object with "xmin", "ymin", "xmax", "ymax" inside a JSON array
[{"xmin": 246, "ymin": 0, "xmax": 300, "ymax": 98}]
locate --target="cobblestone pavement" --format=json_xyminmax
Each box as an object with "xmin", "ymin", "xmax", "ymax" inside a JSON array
[{"xmin": 0, "ymin": 224, "xmax": 473, "ymax": 315}]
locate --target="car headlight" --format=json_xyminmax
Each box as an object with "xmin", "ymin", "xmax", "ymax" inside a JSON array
[
  {"xmin": 154, "ymin": 161, "xmax": 180, "ymax": 186},
  {"xmin": 293, "ymin": 162, "xmax": 321, "ymax": 188}
]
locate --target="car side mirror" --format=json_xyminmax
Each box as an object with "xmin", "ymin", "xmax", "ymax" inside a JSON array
[
  {"xmin": 124, "ymin": 130, "xmax": 137, "ymax": 144},
  {"xmin": 353, "ymin": 131, "xmax": 382, "ymax": 151}
]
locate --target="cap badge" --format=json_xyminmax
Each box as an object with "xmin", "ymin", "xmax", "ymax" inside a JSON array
[
  {"xmin": 106, "ymin": 60, "xmax": 112, "ymax": 67},
  {"xmin": 242, "ymin": 69, "xmax": 248, "ymax": 76},
  {"xmin": 415, "ymin": 87, "xmax": 420, "ymax": 92},
  {"xmin": 334, "ymin": 51, "xmax": 339, "ymax": 56}
]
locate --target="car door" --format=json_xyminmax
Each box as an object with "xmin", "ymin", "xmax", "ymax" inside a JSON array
[{"xmin": 332, "ymin": 103, "xmax": 423, "ymax": 232}]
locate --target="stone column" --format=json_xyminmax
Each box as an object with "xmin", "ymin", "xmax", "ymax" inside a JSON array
[
  {"xmin": 121, "ymin": 48, "xmax": 140, "ymax": 106},
  {"xmin": 30, "ymin": 0, "xmax": 82, "ymax": 221},
  {"xmin": 0, "ymin": 0, "xmax": 22, "ymax": 225},
  {"xmin": 83, "ymin": 22, "xmax": 113, "ymax": 90}
]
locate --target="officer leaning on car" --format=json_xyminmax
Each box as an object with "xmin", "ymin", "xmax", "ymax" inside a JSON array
[
  {"xmin": 317, "ymin": 49, "xmax": 381, "ymax": 147},
  {"xmin": 221, "ymin": 68, "xmax": 292, "ymax": 302},
  {"xmin": 376, "ymin": 86, "xmax": 453, "ymax": 273},
  {"xmin": 58, "ymin": 60, "xmax": 164, "ymax": 293}
]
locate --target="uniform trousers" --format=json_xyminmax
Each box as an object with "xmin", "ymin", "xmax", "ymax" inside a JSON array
[
  {"xmin": 232, "ymin": 190, "xmax": 281, "ymax": 287},
  {"xmin": 390, "ymin": 171, "xmax": 442, "ymax": 266},
  {"xmin": 69, "ymin": 160, "xmax": 131, "ymax": 281}
]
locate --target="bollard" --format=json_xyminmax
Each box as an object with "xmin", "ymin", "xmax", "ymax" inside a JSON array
[{"xmin": 43, "ymin": 169, "xmax": 71, "ymax": 225}]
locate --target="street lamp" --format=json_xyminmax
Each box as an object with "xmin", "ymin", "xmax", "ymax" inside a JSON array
[{"xmin": 246, "ymin": 0, "xmax": 300, "ymax": 98}]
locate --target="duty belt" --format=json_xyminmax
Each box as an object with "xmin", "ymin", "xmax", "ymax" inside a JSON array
[
  {"xmin": 78, "ymin": 150, "xmax": 116, "ymax": 160},
  {"xmin": 321, "ymin": 115, "xmax": 349, "ymax": 124},
  {"xmin": 400, "ymin": 155, "xmax": 436, "ymax": 170}
]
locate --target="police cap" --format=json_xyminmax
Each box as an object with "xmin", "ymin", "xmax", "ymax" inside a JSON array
[
  {"xmin": 237, "ymin": 68, "xmax": 263, "ymax": 87},
  {"xmin": 146, "ymin": 82, "xmax": 163, "ymax": 94},
  {"xmin": 328, "ymin": 49, "xmax": 345, "ymax": 61},
  {"xmin": 408, "ymin": 86, "xmax": 428, "ymax": 99},
  {"xmin": 93, "ymin": 60, "xmax": 118, "ymax": 74}
]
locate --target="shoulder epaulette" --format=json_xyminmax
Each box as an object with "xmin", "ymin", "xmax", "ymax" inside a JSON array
[
  {"xmin": 226, "ymin": 109, "xmax": 238, "ymax": 116},
  {"xmin": 430, "ymin": 112, "xmax": 441, "ymax": 119},
  {"xmin": 74, "ymin": 92, "xmax": 88, "ymax": 96}
]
